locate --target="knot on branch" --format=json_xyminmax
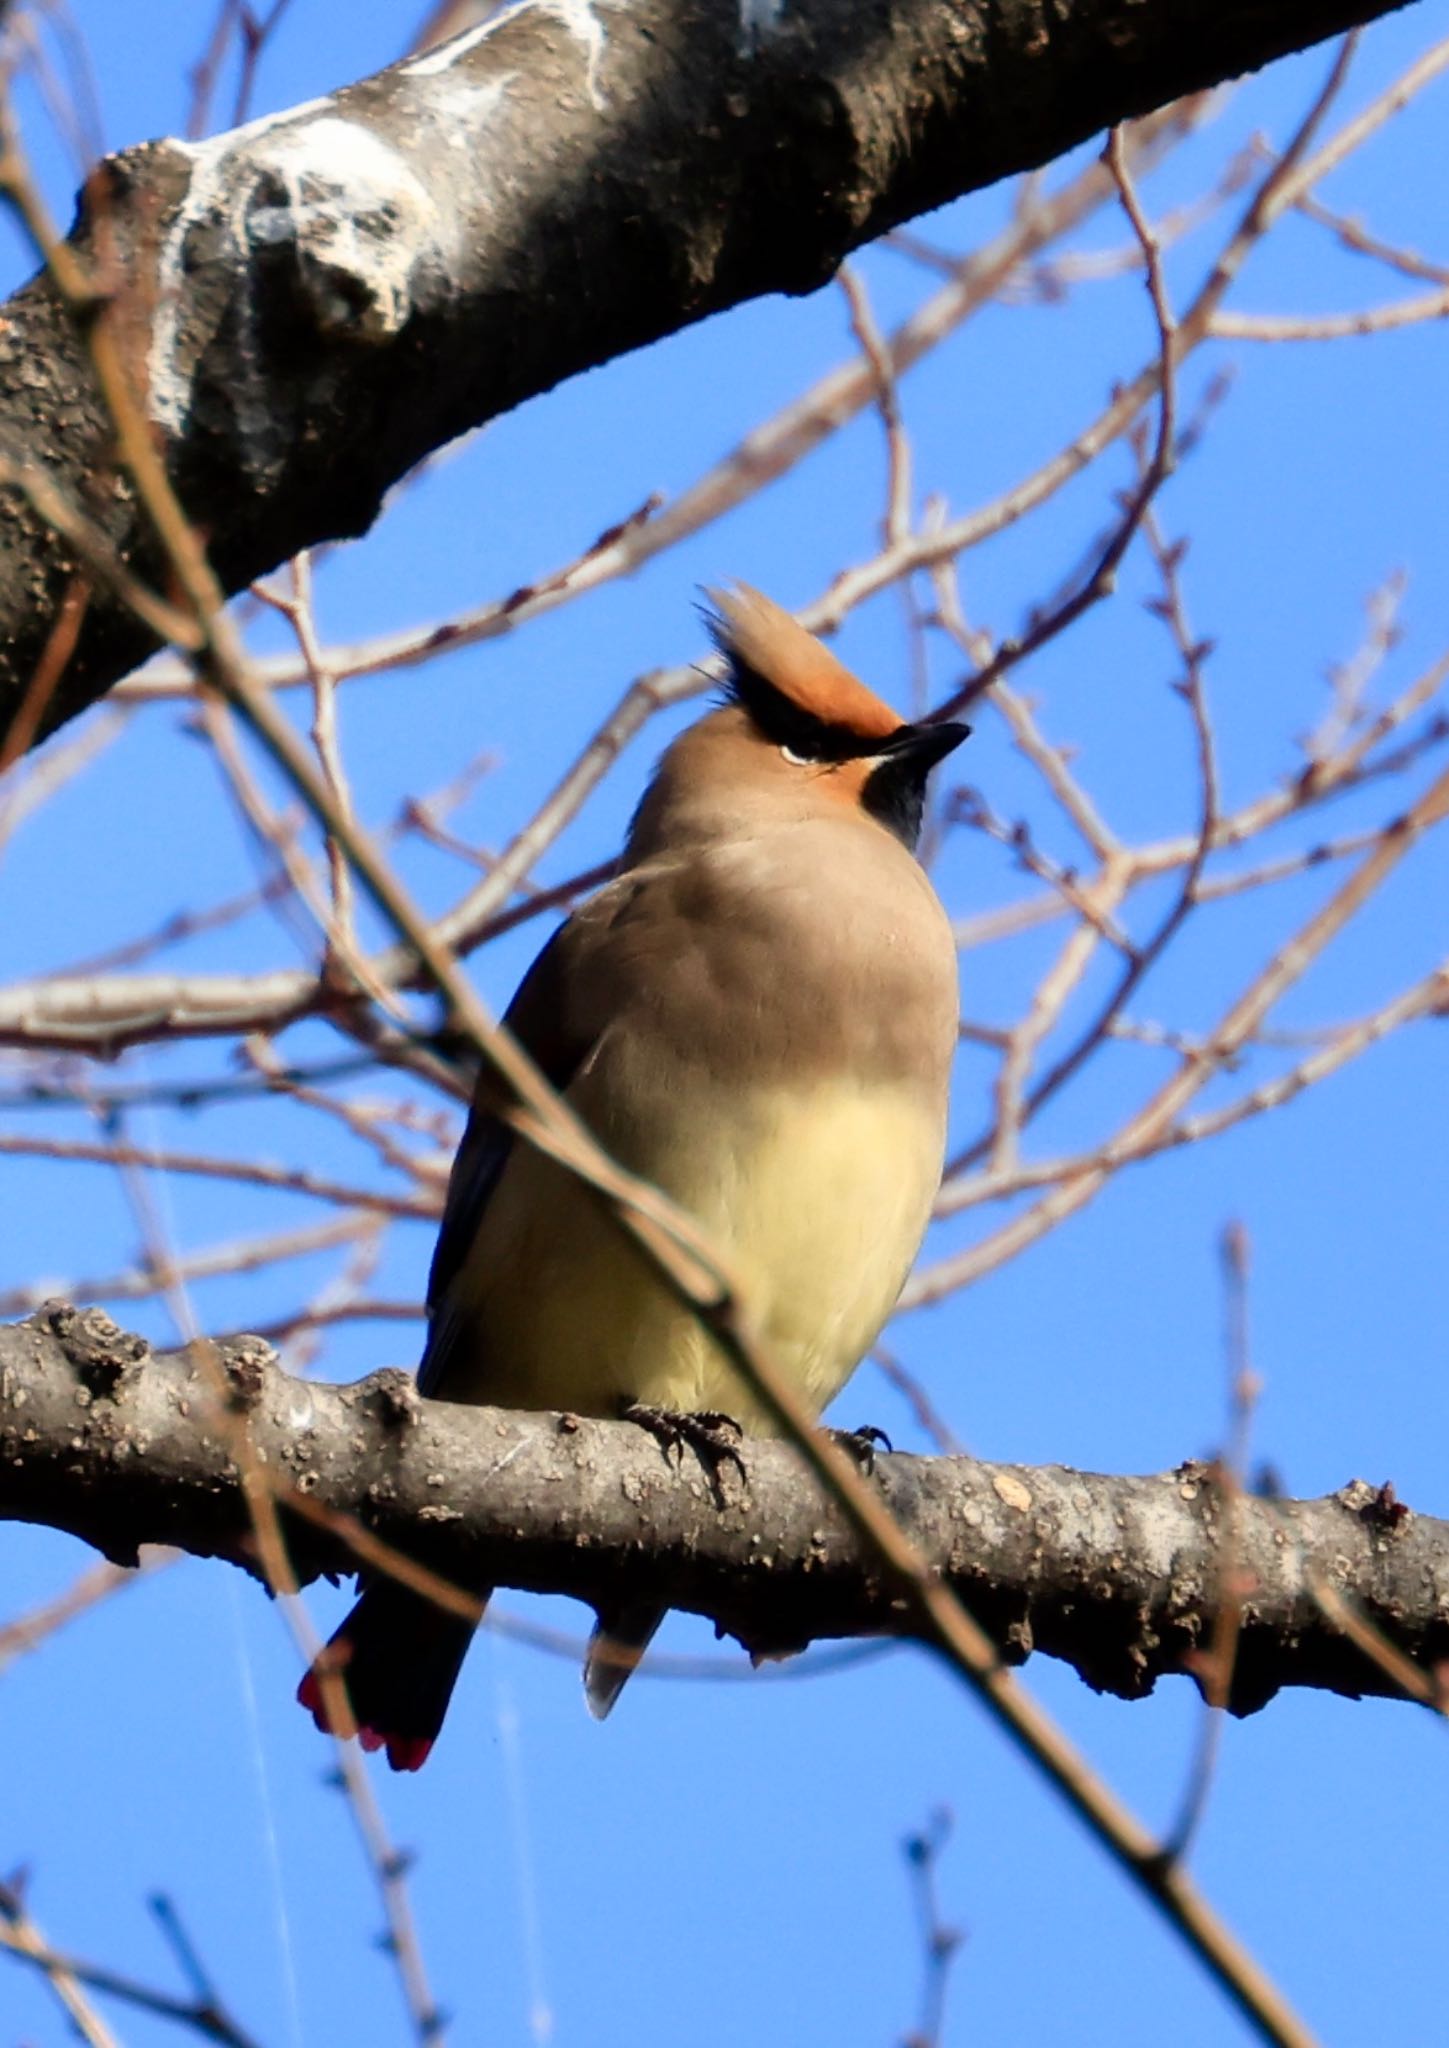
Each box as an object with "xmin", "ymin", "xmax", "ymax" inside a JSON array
[
  {"xmin": 1337, "ymin": 1476, "xmax": 1413, "ymax": 1534},
  {"xmin": 240, "ymin": 117, "xmax": 440, "ymax": 344},
  {"xmin": 364, "ymin": 1367, "xmax": 422, "ymax": 1430},
  {"xmin": 221, "ymin": 1335, "xmax": 278, "ymax": 1411},
  {"xmin": 36, "ymin": 1300, "xmax": 149, "ymax": 1399},
  {"xmin": 149, "ymin": 115, "xmax": 443, "ymax": 457}
]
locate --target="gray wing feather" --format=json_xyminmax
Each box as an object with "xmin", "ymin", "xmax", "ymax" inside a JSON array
[{"xmin": 415, "ymin": 894, "xmax": 632, "ymax": 1395}]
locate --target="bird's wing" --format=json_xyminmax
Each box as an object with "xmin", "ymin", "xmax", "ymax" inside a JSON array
[{"xmin": 417, "ymin": 876, "xmax": 642, "ymax": 1397}]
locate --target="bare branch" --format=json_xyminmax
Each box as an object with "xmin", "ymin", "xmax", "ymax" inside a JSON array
[
  {"xmin": 0, "ymin": 1882, "xmax": 119, "ymax": 2048},
  {"xmin": 0, "ymin": 1884, "xmax": 263, "ymax": 2048},
  {"xmin": 6, "ymin": 1305, "xmax": 1448, "ymax": 1726}
]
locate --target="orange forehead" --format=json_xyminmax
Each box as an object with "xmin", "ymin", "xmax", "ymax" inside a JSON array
[{"xmin": 707, "ymin": 583, "xmax": 902, "ymax": 744}]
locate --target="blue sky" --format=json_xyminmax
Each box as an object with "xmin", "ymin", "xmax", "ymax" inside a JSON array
[{"xmin": 4, "ymin": 5, "xmax": 1449, "ymax": 2044}]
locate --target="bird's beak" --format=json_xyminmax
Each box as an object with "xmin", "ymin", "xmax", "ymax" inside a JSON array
[{"xmin": 883, "ymin": 721, "xmax": 971, "ymax": 772}]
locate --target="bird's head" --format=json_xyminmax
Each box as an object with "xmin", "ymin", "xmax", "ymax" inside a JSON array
[{"xmin": 627, "ymin": 584, "xmax": 970, "ymax": 859}]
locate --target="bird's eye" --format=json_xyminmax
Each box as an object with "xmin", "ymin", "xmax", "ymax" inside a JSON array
[{"xmin": 780, "ymin": 744, "xmax": 812, "ymax": 767}]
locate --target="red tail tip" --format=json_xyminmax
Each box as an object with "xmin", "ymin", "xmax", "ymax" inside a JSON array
[
  {"xmin": 296, "ymin": 1669, "xmax": 433, "ymax": 1769},
  {"xmin": 355, "ymin": 1724, "xmax": 434, "ymax": 1770}
]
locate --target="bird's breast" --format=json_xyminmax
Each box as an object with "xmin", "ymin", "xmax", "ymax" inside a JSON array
[
  {"xmin": 438, "ymin": 815, "xmax": 959, "ymax": 1429},
  {"xmin": 620, "ymin": 832, "xmax": 960, "ymax": 1092},
  {"xmin": 455, "ymin": 1063, "xmax": 947, "ymax": 1432}
]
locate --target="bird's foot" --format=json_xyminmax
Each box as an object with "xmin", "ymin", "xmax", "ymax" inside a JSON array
[
  {"xmin": 830, "ymin": 1423, "xmax": 893, "ymax": 1475},
  {"xmin": 620, "ymin": 1400, "xmax": 748, "ymax": 1486}
]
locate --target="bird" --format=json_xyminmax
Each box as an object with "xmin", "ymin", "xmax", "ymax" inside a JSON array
[{"xmin": 297, "ymin": 584, "xmax": 967, "ymax": 1768}]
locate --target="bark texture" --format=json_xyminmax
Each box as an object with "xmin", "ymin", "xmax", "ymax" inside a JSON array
[
  {"xmin": 0, "ymin": 0, "xmax": 1413, "ymax": 742},
  {"xmin": 4, "ymin": 1302, "xmax": 1445, "ymax": 1713}
]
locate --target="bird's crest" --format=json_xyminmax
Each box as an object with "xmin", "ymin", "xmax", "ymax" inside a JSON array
[{"xmin": 704, "ymin": 583, "xmax": 902, "ymax": 760}]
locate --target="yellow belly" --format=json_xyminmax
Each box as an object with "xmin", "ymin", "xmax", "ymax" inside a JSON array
[{"xmin": 445, "ymin": 1076, "xmax": 944, "ymax": 1433}]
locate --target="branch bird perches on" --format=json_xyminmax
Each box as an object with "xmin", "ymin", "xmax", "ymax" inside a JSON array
[{"xmin": 4, "ymin": 1303, "xmax": 1443, "ymax": 1719}]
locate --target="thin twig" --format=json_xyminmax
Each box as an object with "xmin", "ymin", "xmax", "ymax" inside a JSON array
[
  {"xmin": 0, "ymin": 1881, "xmax": 120, "ymax": 2048},
  {"xmin": 901, "ymin": 1810, "xmax": 965, "ymax": 2048},
  {"xmin": 1160, "ymin": 1222, "xmax": 1259, "ymax": 1866}
]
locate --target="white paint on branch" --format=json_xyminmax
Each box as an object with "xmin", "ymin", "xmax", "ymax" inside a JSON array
[
  {"xmin": 429, "ymin": 70, "xmax": 517, "ymax": 141},
  {"xmin": 146, "ymin": 2, "xmax": 609, "ymax": 439},
  {"xmin": 401, "ymin": 0, "xmax": 609, "ymax": 109},
  {"xmin": 400, "ymin": 17, "xmax": 501, "ymax": 75},
  {"xmin": 245, "ymin": 117, "xmax": 442, "ymax": 339},
  {"xmin": 147, "ymin": 110, "xmax": 446, "ymax": 439}
]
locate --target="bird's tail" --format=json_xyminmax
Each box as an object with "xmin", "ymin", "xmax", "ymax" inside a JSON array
[
  {"xmin": 297, "ymin": 1578, "xmax": 483, "ymax": 1771},
  {"xmin": 583, "ymin": 1600, "xmax": 665, "ymax": 1719}
]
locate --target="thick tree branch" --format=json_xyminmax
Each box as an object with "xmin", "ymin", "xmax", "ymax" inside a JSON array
[
  {"xmin": 0, "ymin": 0, "xmax": 1413, "ymax": 742},
  {"xmin": 4, "ymin": 1303, "xmax": 1445, "ymax": 1715}
]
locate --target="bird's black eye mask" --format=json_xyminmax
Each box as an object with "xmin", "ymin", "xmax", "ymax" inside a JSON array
[
  {"xmin": 719, "ymin": 643, "xmax": 968, "ymax": 755},
  {"xmin": 713, "ymin": 643, "xmax": 874, "ymax": 762},
  {"xmin": 714, "ymin": 631, "xmax": 938, "ymax": 751}
]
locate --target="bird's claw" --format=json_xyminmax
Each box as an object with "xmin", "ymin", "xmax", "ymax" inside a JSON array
[
  {"xmin": 830, "ymin": 1423, "xmax": 893, "ymax": 1474},
  {"xmin": 620, "ymin": 1400, "xmax": 748, "ymax": 1485}
]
